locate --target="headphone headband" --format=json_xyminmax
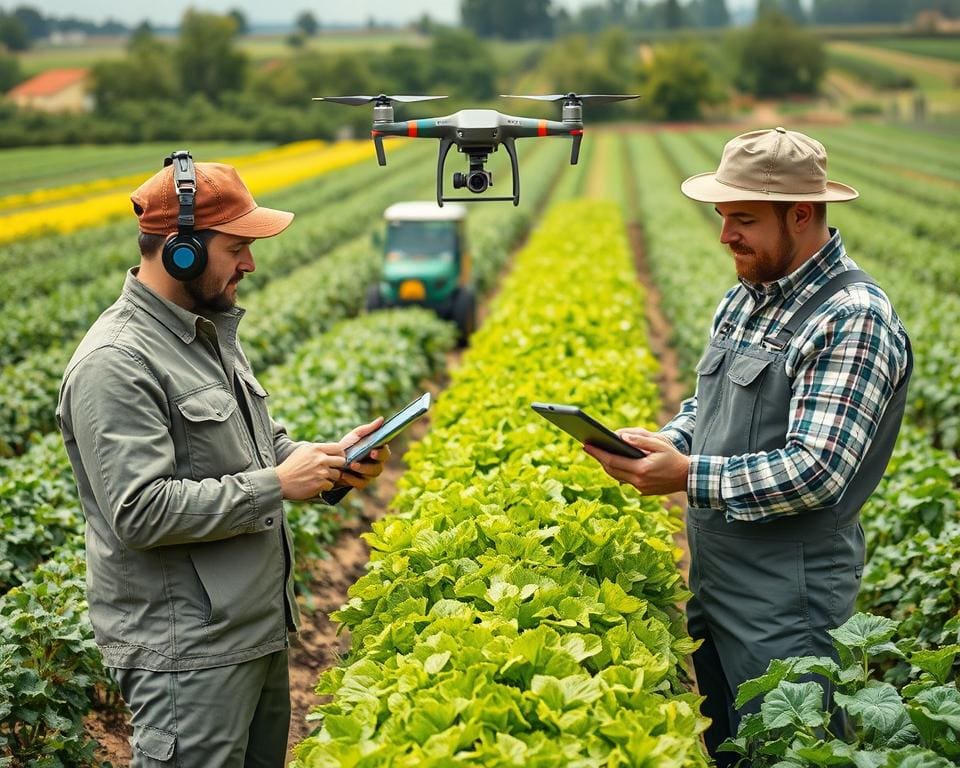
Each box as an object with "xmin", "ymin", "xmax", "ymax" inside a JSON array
[
  {"xmin": 161, "ymin": 149, "xmax": 207, "ymax": 282},
  {"xmin": 165, "ymin": 150, "xmax": 197, "ymax": 238}
]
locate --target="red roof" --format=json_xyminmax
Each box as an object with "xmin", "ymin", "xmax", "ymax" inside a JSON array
[{"xmin": 9, "ymin": 68, "xmax": 88, "ymax": 97}]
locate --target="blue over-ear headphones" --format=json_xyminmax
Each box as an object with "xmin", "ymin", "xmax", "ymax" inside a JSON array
[{"xmin": 161, "ymin": 150, "xmax": 208, "ymax": 282}]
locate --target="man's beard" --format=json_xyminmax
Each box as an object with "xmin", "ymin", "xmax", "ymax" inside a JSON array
[
  {"xmin": 185, "ymin": 273, "xmax": 238, "ymax": 313},
  {"xmin": 730, "ymin": 221, "xmax": 796, "ymax": 284}
]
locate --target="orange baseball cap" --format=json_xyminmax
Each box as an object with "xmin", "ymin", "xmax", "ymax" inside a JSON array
[{"xmin": 131, "ymin": 162, "xmax": 294, "ymax": 238}]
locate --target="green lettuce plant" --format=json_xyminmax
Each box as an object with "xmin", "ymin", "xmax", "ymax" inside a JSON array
[{"xmin": 719, "ymin": 612, "xmax": 960, "ymax": 767}]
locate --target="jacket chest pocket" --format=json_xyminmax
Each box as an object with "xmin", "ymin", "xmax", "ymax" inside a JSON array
[
  {"xmin": 175, "ymin": 386, "xmax": 253, "ymax": 478},
  {"xmin": 236, "ymin": 367, "xmax": 275, "ymax": 466}
]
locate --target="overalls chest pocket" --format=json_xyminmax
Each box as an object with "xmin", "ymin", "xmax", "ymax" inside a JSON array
[
  {"xmin": 725, "ymin": 352, "xmax": 774, "ymax": 453},
  {"xmin": 175, "ymin": 385, "xmax": 253, "ymax": 478},
  {"xmin": 695, "ymin": 344, "xmax": 726, "ymax": 392}
]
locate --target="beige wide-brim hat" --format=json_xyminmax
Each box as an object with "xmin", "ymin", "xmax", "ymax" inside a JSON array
[{"xmin": 681, "ymin": 127, "xmax": 859, "ymax": 203}]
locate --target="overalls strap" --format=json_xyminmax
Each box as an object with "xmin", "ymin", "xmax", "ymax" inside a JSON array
[{"xmin": 762, "ymin": 269, "xmax": 876, "ymax": 351}]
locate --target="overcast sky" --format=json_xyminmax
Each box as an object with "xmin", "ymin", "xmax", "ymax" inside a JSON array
[{"xmin": 29, "ymin": 0, "xmax": 756, "ymax": 28}]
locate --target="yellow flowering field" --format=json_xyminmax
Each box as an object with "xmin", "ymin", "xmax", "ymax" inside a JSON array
[{"xmin": 0, "ymin": 138, "xmax": 395, "ymax": 244}]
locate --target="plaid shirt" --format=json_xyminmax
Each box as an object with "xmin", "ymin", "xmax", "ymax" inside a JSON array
[{"xmin": 660, "ymin": 229, "xmax": 910, "ymax": 522}]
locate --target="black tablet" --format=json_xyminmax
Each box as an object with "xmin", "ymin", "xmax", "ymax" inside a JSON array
[
  {"xmin": 531, "ymin": 402, "xmax": 647, "ymax": 459},
  {"xmin": 345, "ymin": 392, "xmax": 432, "ymax": 464}
]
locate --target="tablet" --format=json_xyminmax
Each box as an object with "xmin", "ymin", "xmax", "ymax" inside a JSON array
[
  {"xmin": 531, "ymin": 402, "xmax": 647, "ymax": 459},
  {"xmin": 345, "ymin": 392, "xmax": 432, "ymax": 464}
]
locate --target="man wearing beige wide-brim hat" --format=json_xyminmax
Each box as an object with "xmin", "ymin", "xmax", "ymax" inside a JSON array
[
  {"xmin": 584, "ymin": 127, "xmax": 912, "ymax": 763},
  {"xmin": 57, "ymin": 153, "xmax": 395, "ymax": 766}
]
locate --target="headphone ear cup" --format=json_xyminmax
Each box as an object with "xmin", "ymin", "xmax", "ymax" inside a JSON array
[{"xmin": 162, "ymin": 234, "xmax": 208, "ymax": 281}]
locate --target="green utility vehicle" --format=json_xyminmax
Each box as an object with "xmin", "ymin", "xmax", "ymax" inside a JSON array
[{"xmin": 367, "ymin": 201, "xmax": 476, "ymax": 345}]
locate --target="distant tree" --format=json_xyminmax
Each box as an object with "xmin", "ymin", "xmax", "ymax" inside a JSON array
[
  {"xmin": 780, "ymin": 0, "xmax": 807, "ymax": 22},
  {"xmin": 700, "ymin": 0, "xmax": 730, "ymax": 26},
  {"xmin": 461, "ymin": 0, "xmax": 554, "ymax": 40},
  {"xmin": 733, "ymin": 12, "xmax": 823, "ymax": 96},
  {"xmin": 608, "ymin": 0, "xmax": 630, "ymax": 24},
  {"xmin": 374, "ymin": 45, "xmax": 429, "ymax": 93},
  {"xmin": 0, "ymin": 12, "xmax": 30, "ymax": 50},
  {"xmin": 576, "ymin": 5, "xmax": 611, "ymax": 34},
  {"xmin": 755, "ymin": 0, "xmax": 782, "ymax": 19},
  {"xmin": 12, "ymin": 5, "xmax": 47, "ymax": 39},
  {"xmin": 175, "ymin": 10, "xmax": 247, "ymax": 103},
  {"xmin": 128, "ymin": 20, "xmax": 155, "ymax": 51},
  {"xmin": 228, "ymin": 8, "xmax": 249, "ymax": 35},
  {"xmin": 286, "ymin": 31, "xmax": 306, "ymax": 48},
  {"xmin": 663, "ymin": 0, "xmax": 685, "ymax": 28},
  {"xmin": 760, "ymin": 0, "xmax": 806, "ymax": 23},
  {"xmin": 92, "ymin": 37, "xmax": 176, "ymax": 110},
  {"xmin": 641, "ymin": 41, "xmax": 721, "ymax": 120},
  {"xmin": 812, "ymin": 0, "xmax": 906, "ymax": 24},
  {"xmin": 295, "ymin": 11, "xmax": 319, "ymax": 37},
  {"xmin": 429, "ymin": 28, "xmax": 496, "ymax": 97},
  {"xmin": 0, "ymin": 47, "xmax": 21, "ymax": 90},
  {"xmin": 414, "ymin": 13, "xmax": 435, "ymax": 35}
]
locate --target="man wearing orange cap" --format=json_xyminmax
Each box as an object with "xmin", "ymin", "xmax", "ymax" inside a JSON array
[
  {"xmin": 583, "ymin": 128, "xmax": 912, "ymax": 761},
  {"xmin": 57, "ymin": 153, "xmax": 390, "ymax": 766}
]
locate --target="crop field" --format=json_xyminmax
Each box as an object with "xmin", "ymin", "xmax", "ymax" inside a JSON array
[{"xmin": 1, "ymin": 122, "xmax": 959, "ymax": 765}]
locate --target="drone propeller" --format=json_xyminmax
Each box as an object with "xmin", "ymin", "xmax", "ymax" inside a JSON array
[
  {"xmin": 314, "ymin": 94, "xmax": 448, "ymax": 166},
  {"xmin": 312, "ymin": 94, "xmax": 447, "ymax": 105},
  {"xmin": 501, "ymin": 93, "xmax": 639, "ymax": 105}
]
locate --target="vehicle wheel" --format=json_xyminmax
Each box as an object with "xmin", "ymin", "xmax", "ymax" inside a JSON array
[
  {"xmin": 452, "ymin": 287, "xmax": 476, "ymax": 347},
  {"xmin": 365, "ymin": 285, "xmax": 383, "ymax": 312}
]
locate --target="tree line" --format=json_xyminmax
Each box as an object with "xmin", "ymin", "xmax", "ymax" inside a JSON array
[
  {"xmin": 461, "ymin": 0, "xmax": 960, "ymax": 38},
  {"xmin": 0, "ymin": 6, "xmax": 834, "ymax": 147}
]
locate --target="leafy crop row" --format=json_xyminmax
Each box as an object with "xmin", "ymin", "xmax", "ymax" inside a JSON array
[{"xmin": 292, "ymin": 201, "xmax": 709, "ymax": 767}]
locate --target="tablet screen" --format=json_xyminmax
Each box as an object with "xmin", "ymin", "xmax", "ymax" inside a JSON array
[
  {"xmin": 531, "ymin": 402, "xmax": 646, "ymax": 459},
  {"xmin": 345, "ymin": 392, "xmax": 432, "ymax": 464}
]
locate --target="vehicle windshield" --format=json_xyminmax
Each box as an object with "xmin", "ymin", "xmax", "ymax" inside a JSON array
[{"xmin": 386, "ymin": 221, "xmax": 457, "ymax": 262}]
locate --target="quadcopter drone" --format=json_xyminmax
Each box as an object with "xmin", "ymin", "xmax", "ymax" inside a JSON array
[{"xmin": 313, "ymin": 93, "xmax": 639, "ymax": 206}]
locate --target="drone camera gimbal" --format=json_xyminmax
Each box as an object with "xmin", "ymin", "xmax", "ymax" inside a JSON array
[{"xmin": 313, "ymin": 93, "xmax": 638, "ymax": 206}]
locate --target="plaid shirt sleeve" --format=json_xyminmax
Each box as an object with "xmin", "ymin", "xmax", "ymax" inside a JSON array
[
  {"xmin": 658, "ymin": 395, "xmax": 697, "ymax": 455},
  {"xmin": 687, "ymin": 306, "xmax": 906, "ymax": 521}
]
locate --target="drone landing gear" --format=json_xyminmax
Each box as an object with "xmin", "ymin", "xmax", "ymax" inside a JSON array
[{"xmin": 436, "ymin": 137, "xmax": 520, "ymax": 207}]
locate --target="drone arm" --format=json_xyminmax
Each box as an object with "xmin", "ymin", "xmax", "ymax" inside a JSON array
[
  {"xmin": 570, "ymin": 130, "xmax": 583, "ymax": 165},
  {"xmin": 371, "ymin": 132, "xmax": 386, "ymax": 166},
  {"xmin": 502, "ymin": 137, "xmax": 520, "ymax": 207},
  {"xmin": 436, "ymin": 137, "xmax": 455, "ymax": 208},
  {"xmin": 502, "ymin": 116, "xmax": 580, "ymax": 139}
]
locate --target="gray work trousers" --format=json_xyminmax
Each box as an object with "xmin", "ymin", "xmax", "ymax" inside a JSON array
[{"xmin": 110, "ymin": 649, "xmax": 290, "ymax": 768}]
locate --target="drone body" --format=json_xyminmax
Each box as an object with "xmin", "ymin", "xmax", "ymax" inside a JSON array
[{"xmin": 314, "ymin": 93, "xmax": 638, "ymax": 206}]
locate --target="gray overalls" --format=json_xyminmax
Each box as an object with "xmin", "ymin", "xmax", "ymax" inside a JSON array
[{"xmin": 685, "ymin": 270, "xmax": 912, "ymax": 761}]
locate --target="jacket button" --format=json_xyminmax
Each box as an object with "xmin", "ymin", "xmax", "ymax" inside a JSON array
[{"xmin": 265, "ymin": 517, "xmax": 274, "ymax": 527}]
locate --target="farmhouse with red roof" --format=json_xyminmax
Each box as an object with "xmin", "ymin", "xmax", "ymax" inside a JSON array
[{"xmin": 8, "ymin": 68, "xmax": 92, "ymax": 113}]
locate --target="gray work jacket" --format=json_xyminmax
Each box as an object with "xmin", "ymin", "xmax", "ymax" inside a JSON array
[{"xmin": 57, "ymin": 269, "xmax": 301, "ymax": 671}]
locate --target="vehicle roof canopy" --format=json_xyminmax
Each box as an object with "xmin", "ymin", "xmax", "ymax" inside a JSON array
[{"xmin": 384, "ymin": 201, "xmax": 467, "ymax": 222}]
